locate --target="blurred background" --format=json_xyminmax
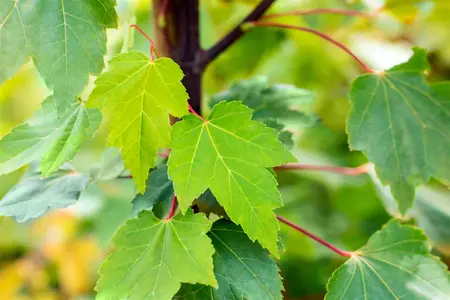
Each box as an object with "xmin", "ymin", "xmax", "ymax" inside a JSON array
[{"xmin": 1, "ymin": 0, "xmax": 449, "ymax": 299}]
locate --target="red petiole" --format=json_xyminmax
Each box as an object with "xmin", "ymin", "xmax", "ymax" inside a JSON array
[
  {"xmin": 262, "ymin": 8, "xmax": 375, "ymax": 20},
  {"xmin": 277, "ymin": 215, "xmax": 353, "ymax": 257},
  {"xmin": 129, "ymin": 24, "xmax": 158, "ymax": 61},
  {"xmin": 246, "ymin": 21, "xmax": 375, "ymax": 74},
  {"xmin": 165, "ymin": 195, "xmax": 178, "ymax": 220}
]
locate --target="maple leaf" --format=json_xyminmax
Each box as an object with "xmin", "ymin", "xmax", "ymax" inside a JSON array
[
  {"xmin": 0, "ymin": 0, "xmax": 117, "ymax": 113},
  {"xmin": 88, "ymin": 51, "xmax": 189, "ymax": 193},
  {"xmin": 347, "ymin": 48, "xmax": 450, "ymax": 213},
  {"xmin": 168, "ymin": 101, "xmax": 296, "ymax": 256},
  {"xmin": 0, "ymin": 165, "xmax": 88, "ymax": 222},
  {"xmin": 131, "ymin": 164, "xmax": 174, "ymax": 219},
  {"xmin": 326, "ymin": 220, "xmax": 450, "ymax": 299},
  {"xmin": 176, "ymin": 219, "xmax": 283, "ymax": 300},
  {"xmin": 0, "ymin": 96, "xmax": 102, "ymax": 176},
  {"xmin": 96, "ymin": 210, "xmax": 217, "ymax": 300}
]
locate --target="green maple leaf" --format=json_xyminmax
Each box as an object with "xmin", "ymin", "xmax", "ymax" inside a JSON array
[
  {"xmin": 96, "ymin": 210, "xmax": 217, "ymax": 300},
  {"xmin": 0, "ymin": 0, "xmax": 31, "ymax": 84},
  {"xmin": 88, "ymin": 51, "xmax": 189, "ymax": 193},
  {"xmin": 168, "ymin": 101, "xmax": 296, "ymax": 256},
  {"xmin": 176, "ymin": 219, "xmax": 283, "ymax": 300},
  {"xmin": 347, "ymin": 48, "xmax": 450, "ymax": 213},
  {"xmin": 131, "ymin": 164, "xmax": 174, "ymax": 219},
  {"xmin": 210, "ymin": 77, "xmax": 318, "ymax": 148},
  {"xmin": 0, "ymin": 165, "xmax": 88, "ymax": 222},
  {"xmin": 210, "ymin": 76, "xmax": 317, "ymax": 124},
  {"xmin": 326, "ymin": 219, "xmax": 450, "ymax": 299},
  {"xmin": 0, "ymin": 0, "xmax": 117, "ymax": 113},
  {"xmin": 0, "ymin": 96, "xmax": 102, "ymax": 176}
]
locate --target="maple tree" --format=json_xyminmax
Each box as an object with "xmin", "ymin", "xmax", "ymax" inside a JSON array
[{"xmin": 1, "ymin": 0, "xmax": 450, "ymax": 299}]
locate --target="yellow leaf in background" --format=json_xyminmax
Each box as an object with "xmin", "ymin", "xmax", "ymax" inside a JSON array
[
  {"xmin": 383, "ymin": 0, "xmax": 423, "ymax": 21},
  {"xmin": 32, "ymin": 211, "xmax": 77, "ymax": 261},
  {"xmin": 0, "ymin": 263, "xmax": 23, "ymax": 299},
  {"xmin": 59, "ymin": 238, "xmax": 101, "ymax": 296}
]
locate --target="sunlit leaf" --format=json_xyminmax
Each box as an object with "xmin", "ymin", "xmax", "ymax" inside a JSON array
[
  {"xmin": 169, "ymin": 101, "xmax": 296, "ymax": 256},
  {"xmin": 326, "ymin": 219, "xmax": 450, "ymax": 299},
  {"xmin": 88, "ymin": 51, "xmax": 189, "ymax": 193}
]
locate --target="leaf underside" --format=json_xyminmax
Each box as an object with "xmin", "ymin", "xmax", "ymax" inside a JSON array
[
  {"xmin": 0, "ymin": 96, "xmax": 102, "ymax": 176},
  {"xmin": 0, "ymin": 166, "xmax": 88, "ymax": 222},
  {"xmin": 169, "ymin": 101, "xmax": 296, "ymax": 256}
]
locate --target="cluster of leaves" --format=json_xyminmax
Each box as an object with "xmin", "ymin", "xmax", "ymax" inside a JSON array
[{"xmin": 1, "ymin": 0, "xmax": 450, "ymax": 299}]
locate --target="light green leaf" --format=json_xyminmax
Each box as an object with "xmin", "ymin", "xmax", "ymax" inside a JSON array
[
  {"xmin": 131, "ymin": 164, "xmax": 174, "ymax": 219},
  {"xmin": 347, "ymin": 48, "xmax": 450, "ymax": 213},
  {"xmin": 26, "ymin": 0, "xmax": 111, "ymax": 113},
  {"xmin": 176, "ymin": 219, "xmax": 283, "ymax": 300},
  {"xmin": 326, "ymin": 220, "xmax": 450, "ymax": 300},
  {"xmin": 168, "ymin": 101, "xmax": 296, "ymax": 256},
  {"xmin": 0, "ymin": 166, "xmax": 88, "ymax": 222},
  {"xmin": 88, "ymin": 51, "xmax": 189, "ymax": 193},
  {"xmin": 0, "ymin": 0, "xmax": 32, "ymax": 84},
  {"xmin": 96, "ymin": 210, "xmax": 217, "ymax": 300},
  {"xmin": 0, "ymin": 96, "xmax": 102, "ymax": 176}
]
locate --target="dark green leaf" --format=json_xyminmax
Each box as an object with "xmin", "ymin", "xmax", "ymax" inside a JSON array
[
  {"xmin": 131, "ymin": 164, "xmax": 173, "ymax": 219},
  {"xmin": 347, "ymin": 48, "xmax": 450, "ymax": 213},
  {"xmin": 210, "ymin": 76, "xmax": 317, "ymax": 125},
  {"xmin": 326, "ymin": 219, "xmax": 450, "ymax": 299},
  {"xmin": 176, "ymin": 219, "xmax": 283, "ymax": 300}
]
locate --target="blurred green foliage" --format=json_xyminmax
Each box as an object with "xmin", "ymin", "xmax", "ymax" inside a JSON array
[{"xmin": 0, "ymin": 0, "xmax": 449, "ymax": 299}]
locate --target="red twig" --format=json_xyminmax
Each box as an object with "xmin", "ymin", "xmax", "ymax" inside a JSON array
[
  {"xmin": 188, "ymin": 102, "xmax": 206, "ymax": 122},
  {"xmin": 274, "ymin": 163, "xmax": 372, "ymax": 175},
  {"xmin": 263, "ymin": 8, "xmax": 375, "ymax": 20},
  {"xmin": 277, "ymin": 215, "xmax": 353, "ymax": 257},
  {"xmin": 165, "ymin": 196, "xmax": 178, "ymax": 220},
  {"xmin": 246, "ymin": 21, "xmax": 375, "ymax": 73},
  {"xmin": 129, "ymin": 24, "xmax": 158, "ymax": 61}
]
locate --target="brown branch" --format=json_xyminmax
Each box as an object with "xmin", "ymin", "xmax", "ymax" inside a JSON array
[
  {"xmin": 274, "ymin": 163, "xmax": 372, "ymax": 176},
  {"xmin": 201, "ymin": 0, "xmax": 276, "ymax": 68}
]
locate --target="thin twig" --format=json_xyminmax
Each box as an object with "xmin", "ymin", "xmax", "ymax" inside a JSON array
[
  {"xmin": 129, "ymin": 24, "xmax": 158, "ymax": 60},
  {"xmin": 277, "ymin": 215, "xmax": 353, "ymax": 257},
  {"xmin": 274, "ymin": 162, "xmax": 372, "ymax": 175},
  {"xmin": 201, "ymin": 0, "xmax": 276, "ymax": 68},
  {"xmin": 246, "ymin": 21, "xmax": 375, "ymax": 73},
  {"xmin": 188, "ymin": 102, "xmax": 206, "ymax": 122},
  {"xmin": 165, "ymin": 196, "xmax": 178, "ymax": 220},
  {"xmin": 263, "ymin": 8, "xmax": 375, "ymax": 20}
]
